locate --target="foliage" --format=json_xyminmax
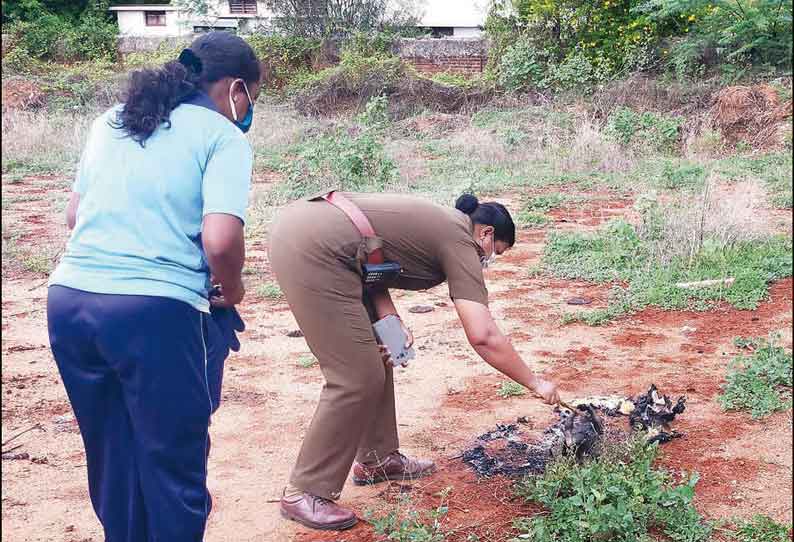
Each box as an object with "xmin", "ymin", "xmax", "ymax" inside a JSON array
[
  {"xmin": 719, "ymin": 336, "xmax": 793, "ymax": 418},
  {"xmin": 366, "ymin": 492, "xmax": 449, "ymax": 542},
  {"xmin": 298, "ymin": 355, "xmax": 318, "ymax": 368},
  {"xmin": 545, "ymin": 217, "xmax": 793, "ymax": 323},
  {"xmin": 267, "ymin": 128, "xmax": 398, "ymax": 203},
  {"xmin": 648, "ymin": 0, "xmax": 794, "ymax": 75},
  {"xmin": 514, "ymin": 437, "xmax": 712, "ymax": 542},
  {"xmin": 258, "ymin": 282, "xmax": 283, "ymax": 299},
  {"xmin": 607, "ymin": 107, "xmax": 683, "ymax": 152},
  {"xmin": 356, "ymin": 94, "xmax": 391, "ymax": 128},
  {"xmin": 729, "ymin": 515, "xmax": 792, "ymax": 542},
  {"xmin": 498, "ymin": 37, "xmax": 549, "ymax": 91},
  {"xmin": 246, "ymin": 34, "xmax": 322, "ymax": 89},
  {"xmin": 264, "ymin": 0, "xmax": 421, "ymax": 38},
  {"xmin": 497, "ymin": 381, "xmax": 527, "ymax": 398},
  {"xmin": 3, "ymin": 0, "xmax": 117, "ymax": 62}
]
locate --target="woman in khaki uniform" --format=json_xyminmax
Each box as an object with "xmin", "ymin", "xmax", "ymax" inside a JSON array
[{"xmin": 270, "ymin": 192, "xmax": 560, "ymax": 530}]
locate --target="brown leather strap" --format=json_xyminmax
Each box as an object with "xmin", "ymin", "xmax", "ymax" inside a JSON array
[{"xmin": 322, "ymin": 191, "xmax": 384, "ymax": 264}]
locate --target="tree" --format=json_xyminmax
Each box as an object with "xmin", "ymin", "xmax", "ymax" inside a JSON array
[
  {"xmin": 264, "ymin": 0, "xmax": 423, "ymax": 37},
  {"xmin": 172, "ymin": 0, "xmax": 223, "ymax": 30}
]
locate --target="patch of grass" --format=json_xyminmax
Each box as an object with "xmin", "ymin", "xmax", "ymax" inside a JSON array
[
  {"xmin": 257, "ymin": 282, "xmax": 283, "ymax": 300},
  {"xmin": 543, "ymin": 218, "xmax": 792, "ymax": 323},
  {"xmin": 524, "ymin": 193, "xmax": 567, "ymax": 212},
  {"xmin": 365, "ymin": 489, "xmax": 450, "ymax": 542},
  {"xmin": 297, "ymin": 355, "xmax": 318, "ymax": 369},
  {"xmin": 263, "ymin": 129, "xmax": 399, "ymax": 205},
  {"xmin": 516, "ymin": 210, "xmax": 549, "ymax": 228},
  {"xmin": 719, "ymin": 336, "xmax": 793, "ymax": 419},
  {"xmin": 513, "ymin": 437, "xmax": 712, "ymax": 542},
  {"xmin": 607, "ymin": 107, "xmax": 683, "ymax": 154},
  {"xmin": 497, "ymin": 381, "xmax": 526, "ymax": 398},
  {"xmin": 728, "ymin": 515, "xmax": 792, "ymax": 542},
  {"xmin": 713, "ymin": 152, "xmax": 793, "ymax": 209}
]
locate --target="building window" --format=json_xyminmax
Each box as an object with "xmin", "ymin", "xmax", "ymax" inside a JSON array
[
  {"xmin": 428, "ymin": 27, "xmax": 454, "ymax": 38},
  {"xmin": 145, "ymin": 11, "xmax": 167, "ymax": 26},
  {"xmin": 229, "ymin": 0, "xmax": 258, "ymax": 15}
]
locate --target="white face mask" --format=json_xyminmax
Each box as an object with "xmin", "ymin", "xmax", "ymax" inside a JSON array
[{"xmin": 479, "ymin": 232, "xmax": 497, "ymax": 269}]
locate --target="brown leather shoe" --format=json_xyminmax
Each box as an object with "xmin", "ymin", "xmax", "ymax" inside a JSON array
[
  {"xmin": 280, "ymin": 493, "xmax": 357, "ymax": 531},
  {"xmin": 352, "ymin": 451, "xmax": 436, "ymax": 485}
]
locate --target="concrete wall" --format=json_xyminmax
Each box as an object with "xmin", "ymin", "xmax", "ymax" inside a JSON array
[{"xmin": 116, "ymin": 10, "xmax": 192, "ymax": 37}]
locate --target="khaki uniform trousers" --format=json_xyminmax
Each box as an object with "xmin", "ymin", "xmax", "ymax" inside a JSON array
[{"xmin": 269, "ymin": 199, "xmax": 399, "ymax": 500}]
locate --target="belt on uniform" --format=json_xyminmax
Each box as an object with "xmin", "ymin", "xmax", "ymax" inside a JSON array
[{"xmin": 321, "ymin": 190, "xmax": 400, "ymax": 286}]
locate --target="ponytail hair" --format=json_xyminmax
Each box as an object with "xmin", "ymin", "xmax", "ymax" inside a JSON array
[
  {"xmin": 112, "ymin": 32, "xmax": 261, "ymax": 146},
  {"xmin": 455, "ymin": 193, "xmax": 516, "ymax": 247}
]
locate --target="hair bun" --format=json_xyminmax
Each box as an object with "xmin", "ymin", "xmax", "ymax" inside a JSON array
[
  {"xmin": 455, "ymin": 193, "xmax": 479, "ymax": 215},
  {"xmin": 177, "ymin": 48, "xmax": 203, "ymax": 74}
]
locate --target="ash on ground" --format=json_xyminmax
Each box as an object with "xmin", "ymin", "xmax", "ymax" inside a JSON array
[{"xmin": 461, "ymin": 385, "xmax": 686, "ymax": 478}]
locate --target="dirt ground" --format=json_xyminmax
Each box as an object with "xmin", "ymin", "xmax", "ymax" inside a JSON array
[{"xmin": 1, "ymin": 173, "xmax": 792, "ymax": 542}]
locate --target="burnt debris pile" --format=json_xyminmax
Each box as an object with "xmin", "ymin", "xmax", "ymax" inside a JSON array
[{"xmin": 462, "ymin": 385, "xmax": 686, "ymax": 478}]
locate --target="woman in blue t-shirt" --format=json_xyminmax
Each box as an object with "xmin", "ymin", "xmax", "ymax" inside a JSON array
[{"xmin": 47, "ymin": 32, "xmax": 260, "ymax": 541}]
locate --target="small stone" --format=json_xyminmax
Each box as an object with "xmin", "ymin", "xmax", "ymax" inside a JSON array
[
  {"xmin": 566, "ymin": 297, "xmax": 592, "ymax": 305},
  {"xmin": 435, "ymin": 301, "xmax": 448, "ymax": 307},
  {"xmin": 681, "ymin": 326, "xmax": 697, "ymax": 334},
  {"xmin": 2, "ymin": 452, "xmax": 29, "ymax": 461},
  {"xmin": 517, "ymin": 416, "xmax": 529, "ymax": 424},
  {"xmin": 53, "ymin": 414, "xmax": 74, "ymax": 425},
  {"xmin": 30, "ymin": 456, "xmax": 48, "ymax": 464},
  {"xmin": 408, "ymin": 305, "xmax": 434, "ymax": 314},
  {"xmin": 285, "ymin": 329, "xmax": 304, "ymax": 338},
  {"xmin": 65, "ymin": 525, "xmax": 75, "ymax": 533}
]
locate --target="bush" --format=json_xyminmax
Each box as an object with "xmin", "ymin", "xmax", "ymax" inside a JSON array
[
  {"xmin": 267, "ymin": 129, "xmax": 398, "ymax": 203},
  {"xmin": 607, "ymin": 107, "xmax": 683, "ymax": 153},
  {"xmin": 514, "ymin": 438, "xmax": 712, "ymax": 542},
  {"xmin": 498, "ymin": 38, "xmax": 548, "ymax": 92},
  {"xmin": 719, "ymin": 336, "xmax": 793, "ymax": 419}
]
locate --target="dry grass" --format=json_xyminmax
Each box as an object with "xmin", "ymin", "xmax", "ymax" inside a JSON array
[{"xmin": 1, "ymin": 109, "xmax": 92, "ymax": 174}]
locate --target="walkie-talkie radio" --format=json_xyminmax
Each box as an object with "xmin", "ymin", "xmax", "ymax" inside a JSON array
[{"xmin": 322, "ymin": 191, "xmax": 402, "ymax": 288}]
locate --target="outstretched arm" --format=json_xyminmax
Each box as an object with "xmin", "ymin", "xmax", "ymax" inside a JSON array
[{"xmin": 454, "ymin": 298, "xmax": 559, "ymax": 404}]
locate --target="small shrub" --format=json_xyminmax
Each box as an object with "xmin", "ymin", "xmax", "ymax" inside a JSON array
[
  {"xmin": 497, "ymin": 381, "xmax": 526, "ymax": 398},
  {"xmin": 514, "ymin": 437, "xmax": 712, "ymax": 542},
  {"xmin": 298, "ymin": 355, "xmax": 318, "ymax": 368},
  {"xmin": 607, "ymin": 107, "xmax": 683, "ymax": 153},
  {"xmin": 356, "ymin": 94, "xmax": 390, "ymax": 129},
  {"xmin": 258, "ymin": 282, "xmax": 283, "ymax": 299},
  {"xmin": 516, "ymin": 210, "xmax": 549, "ymax": 228},
  {"xmin": 365, "ymin": 493, "xmax": 449, "ymax": 542},
  {"xmin": 656, "ymin": 160, "xmax": 707, "ymax": 190},
  {"xmin": 730, "ymin": 515, "xmax": 792, "ymax": 542},
  {"xmin": 524, "ymin": 193, "xmax": 566, "ymax": 212},
  {"xmin": 498, "ymin": 38, "xmax": 548, "ymax": 92},
  {"xmin": 719, "ymin": 337, "xmax": 793, "ymax": 419}
]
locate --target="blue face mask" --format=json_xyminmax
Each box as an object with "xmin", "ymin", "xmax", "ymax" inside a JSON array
[{"xmin": 229, "ymin": 79, "xmax": 254, "ymax": 133}]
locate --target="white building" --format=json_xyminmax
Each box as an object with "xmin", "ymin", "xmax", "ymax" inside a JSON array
[{"xmin": 109, "ymin": 1, "xmax": 488, "ymax": 38}]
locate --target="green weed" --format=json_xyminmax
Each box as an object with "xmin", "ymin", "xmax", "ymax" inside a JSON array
[
  {"xmin": 543, "ymin": 219, "xmax": 792, "ymax": 323},
  {"xmin": 719, "ymin": 337, "xmax": 793, "ymax": 419},
  {"xmin": 523, "ymin": 193, "xmax": 567, "ymax": 212},
  {"xmin": 497, "ymin": 381, "xmax": 526, "ymax": 398},
  {"xmin": 516, "ymin": 210, "xmax": 549, "ymax": 228},
  {"xmin": 513, "ymin": 437, "xmax": 712, "ymax": 542},
  {"xmin": 257, "ymin": 282, "xmax": 283, "ymax": 300},
  {"xmin": 728, "ymin": 515, "xmax": 792, "ymax": 542},
  {"xmin": 297, "ymin": 355, "xmax": 318, "ymax": 369},
  {"xmin": 607, "ymin": 107, "xmax": 683, "ymax": 153},
  {"xmin": 365, "ymin": 490, "xmax": 450, "ymax": 542}
]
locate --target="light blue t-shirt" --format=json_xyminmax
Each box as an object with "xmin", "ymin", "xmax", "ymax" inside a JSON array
[{"xmin": 49, "ymin": 97, "xmax": 253, "ymax": 312}]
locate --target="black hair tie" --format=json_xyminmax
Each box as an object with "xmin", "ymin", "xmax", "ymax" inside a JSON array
[{"xmin": 178, "ymin": 48, "xmax": 203, "ymax": 75}]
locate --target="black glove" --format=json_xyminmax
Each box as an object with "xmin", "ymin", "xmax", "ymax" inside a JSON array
[{"xmin": 209, "ymin": 287, "xmax": 245, "ymax": 352}]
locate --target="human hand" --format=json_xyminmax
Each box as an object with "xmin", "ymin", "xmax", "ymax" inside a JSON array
[
  {"xmin": 400, "ymin": 318, "xmax": 414, "ymax": 350},
  {"xmin": 210, "ymin": 282, "xmax": 245, "ymax": 307},
  {"xmin": 531, "ymin": 378, "xmax": 560, "ymax": 405},
  {"xmin": 379, "ymin": 344, "xmax": 393, "ymax": 367}
]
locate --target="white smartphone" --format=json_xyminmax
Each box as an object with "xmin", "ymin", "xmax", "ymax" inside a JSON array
[{"xmin": 373, "ymin": 314, "xmax": 415, "ymax": 367}]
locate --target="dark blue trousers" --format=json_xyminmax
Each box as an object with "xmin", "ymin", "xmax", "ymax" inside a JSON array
[{"xmin": 47, "ymin": 285, "xmax": 215, "ymax": 542}]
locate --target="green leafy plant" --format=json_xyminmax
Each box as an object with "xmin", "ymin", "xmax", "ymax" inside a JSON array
[
  {"xmin": 258, "ymin": 282, "xmax": 284, "ymax": 299},
  {"xmin": 607, "ymin": 107, "xmax": 683, "ymax": 153},
  {"xmin": 298, "ymin": 355, "xmax": 318, "ymax": 368},
  {"xmin": 729, "ymin": 515, "xmax": 792, "ymax": 542},
  {"xmin": 365, "ymin": 492, "xmax": 449, "ymax": 542},
  {"xmin": 497, "ymin": 381, "xmax": 526, "ymax": 398},
  {"xmin": 719, "ymin": 336, "xmax": 793, "ymax": 419},
  {"xmin": 356, "ymin": 94, "xmax": 390, "ymax": 129},
  {"xmin": 514, "ymin": 437, "xmax": 712, "ymax": 542}
]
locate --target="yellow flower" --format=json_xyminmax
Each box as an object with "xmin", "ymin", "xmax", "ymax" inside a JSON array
[
  {"xmin": 685, "ymin": 27, "xmax": 689, "ymax": 32},
  {"xmin": 688, "ymin": 14, "xmax": 696, "ymax": 21}
]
